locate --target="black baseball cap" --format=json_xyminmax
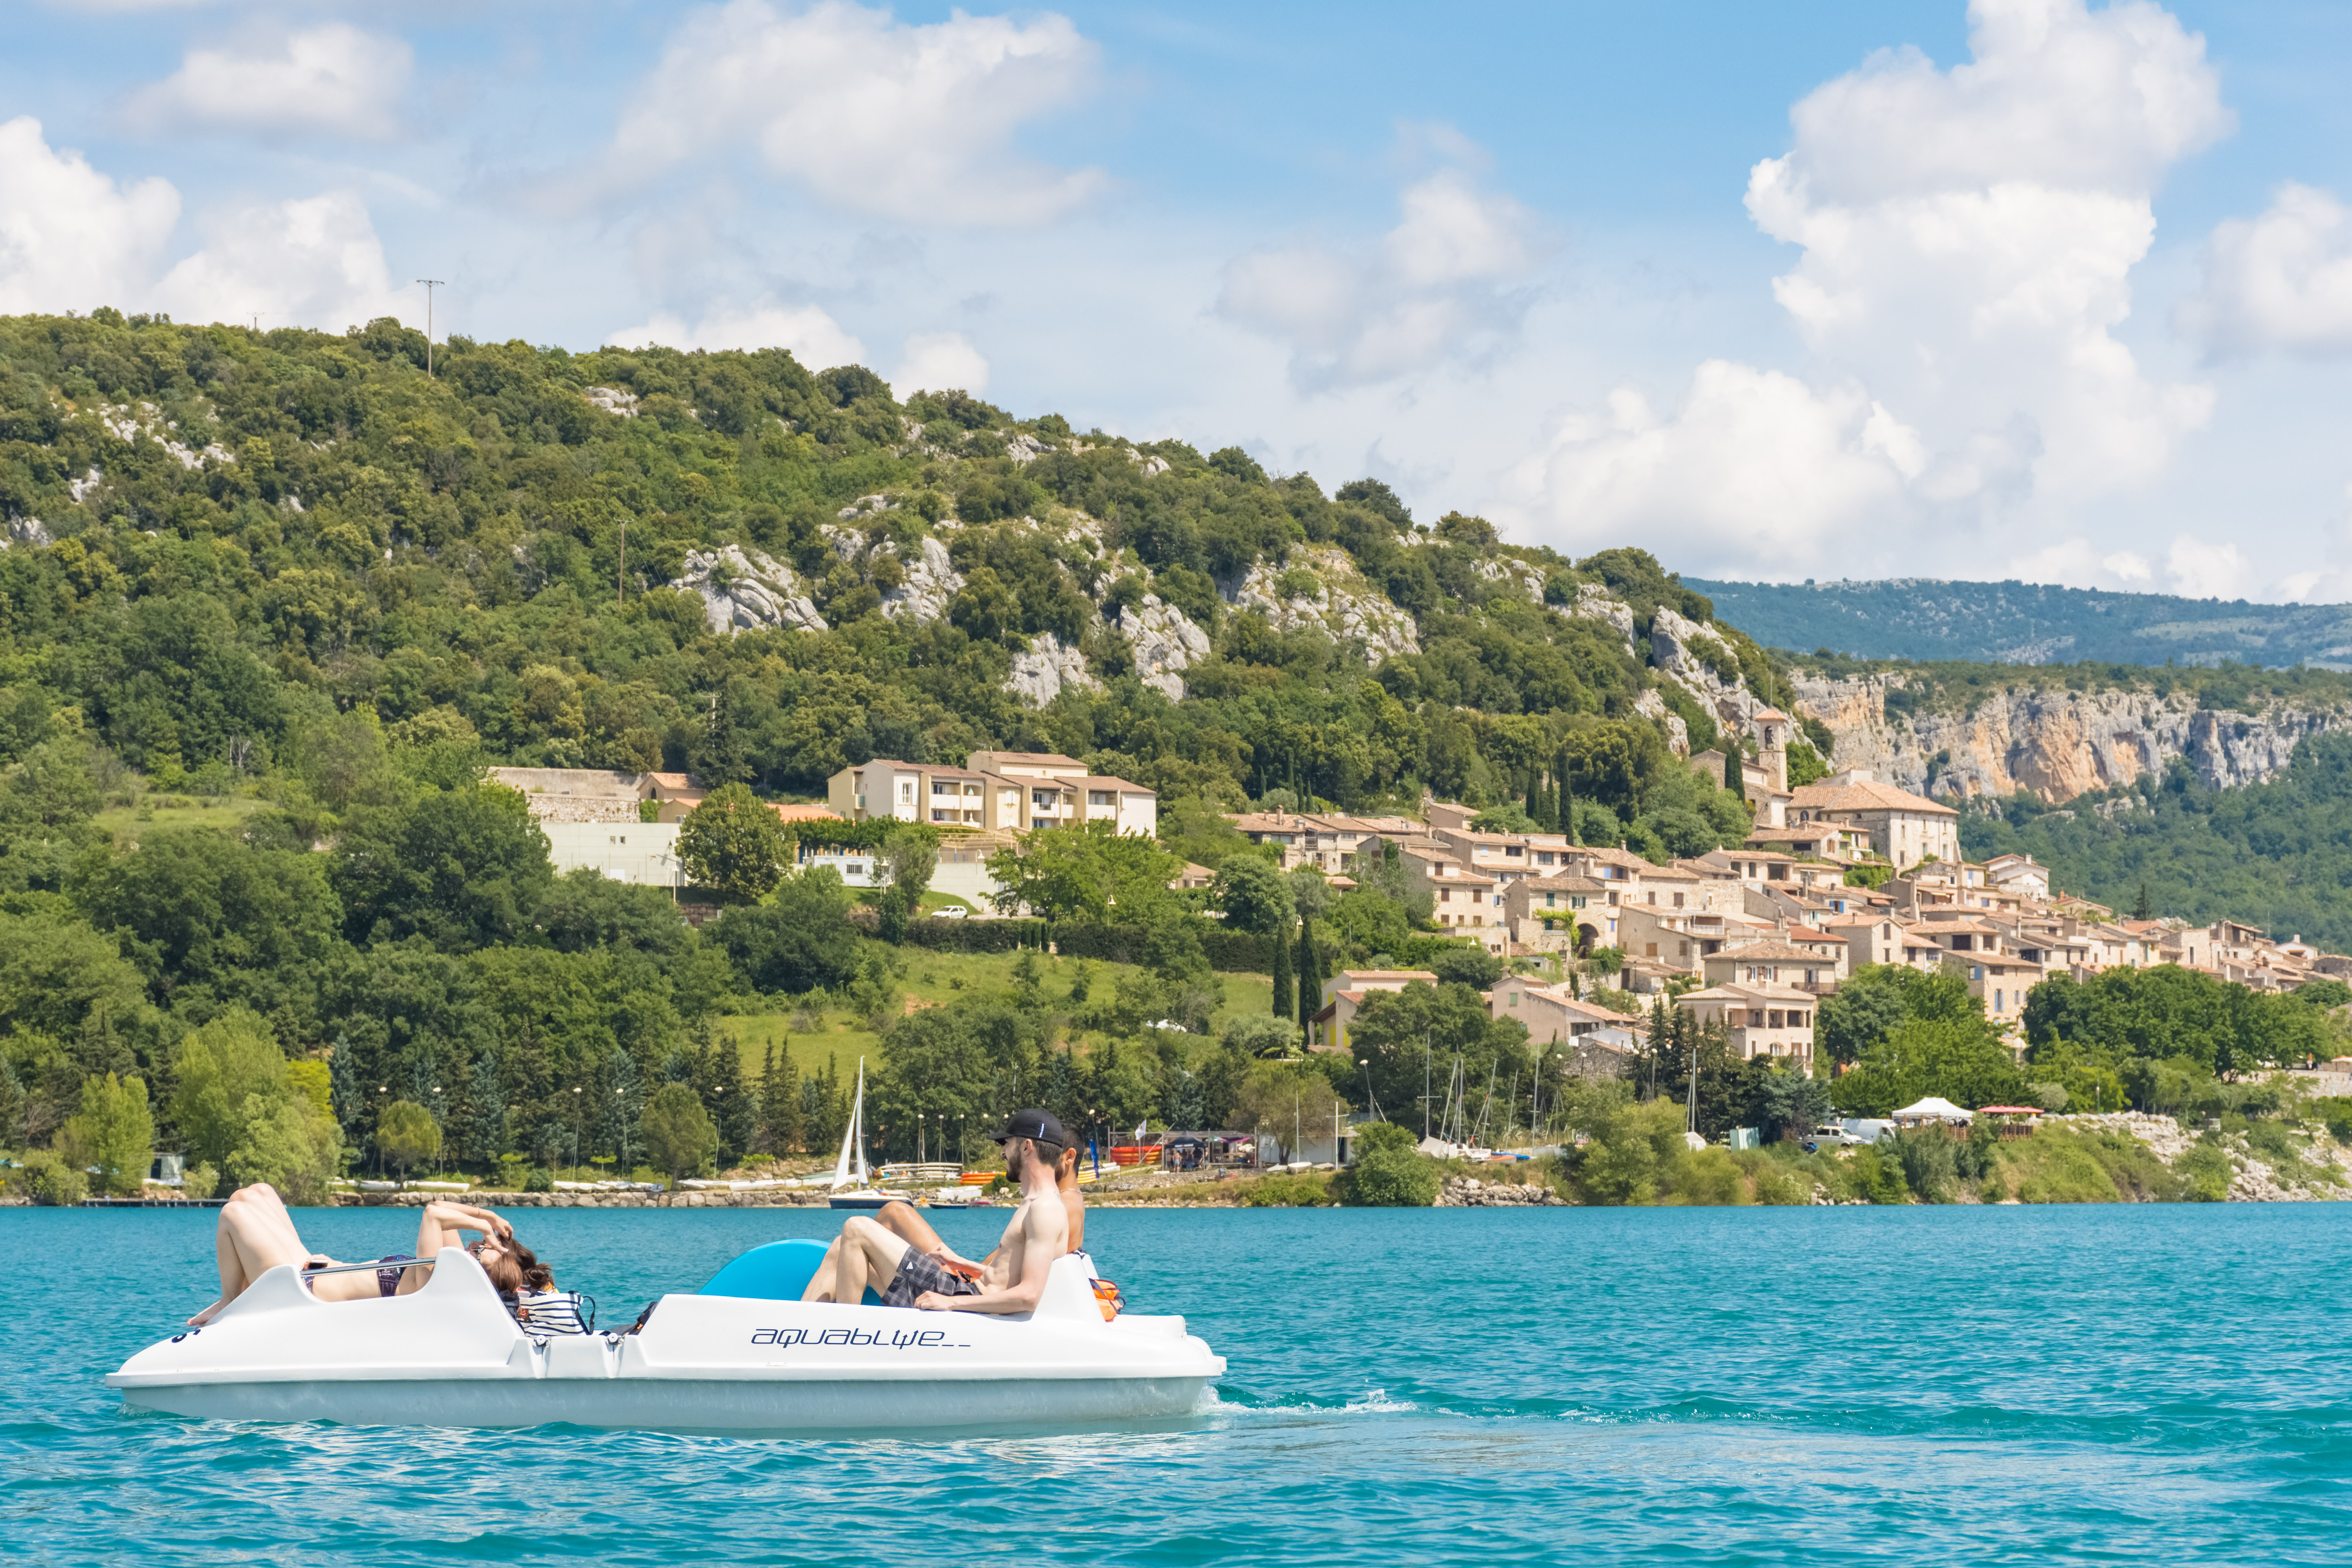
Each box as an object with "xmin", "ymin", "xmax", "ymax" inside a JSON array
[{"xmin": 995, "ymin": 1109, "xmax": 1068, "ymax": 1151}]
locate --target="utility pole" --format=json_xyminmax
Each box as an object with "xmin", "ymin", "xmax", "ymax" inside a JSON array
[{"xmin": 415, "ymin": 279, "xmax": 445, "ymax": 376}]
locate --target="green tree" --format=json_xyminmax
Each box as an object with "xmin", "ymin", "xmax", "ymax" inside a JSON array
[
  {"xmin": 709, "ymin": 1037, "xmax": 754, "ymax": 1167},
  {"xmin": 0, "ymin": 912, "xmax": 148, "ymax": 1043},
  {"xmin": 170, "ymin": 1009, "xmax": 290, "ymax": 1168},
  {"xmin": 1818, "ymin": 964, "xmax": 1990, "ymax": 1068},
  {"xmin": 331, "ymin": 783, "xmax": 554, "ymax": 950},
  {"xmin": 641, "ymin": 1081, "xmax": 719, "ymax": 1187},
  {"xmin": 1213, "ymin": 854, "xmax": 1293, "ymax": 933},
  {"xmin": 1336, "ymin": 1121, "xmax": 1440, "ymax": 1206},
  {"xmin": 709, "ymin": 871, "xmax": 864, "ymax": 994},
  {"xmin": 374, "ymin": 1099, "xmax": 443, "ymax": 1181},
  {"xmin": 875, "ymin": 826, "xmax": 938, "ymax": 942},
  {"xmin": 2022, "ymin": 966, "xmax": 2327, "ymax": 1076},
  {"xmin": 985, "ymin": 819, "xmax": 1182, "ymax": 922},
  {"xmin": 1270, "ymin": 918, "xmax": 1294, "ymax": 1022},
  {"xmin": 229, "ymin": 1092, "xmax": 341, "ymax": 1204},
  {"xmin": 72, "ymin": 828, "xmax": 344, "ymax": 1011},
  {"xmin": 58, "ymin": 1072, "xmax": 154, "ymax": 1196},
  {"xmin": 677, "ymin": 782, "xmax": 792, "ymax": 902},
  {"xmin": 1830, "ymin": 1017, "xmax": 2028, "ymax": 1117}
]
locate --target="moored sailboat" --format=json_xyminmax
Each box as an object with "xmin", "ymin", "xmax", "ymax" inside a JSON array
[{"xmin": 826, "ymin": 1058, "xmax": 897, "ymax": 1209}]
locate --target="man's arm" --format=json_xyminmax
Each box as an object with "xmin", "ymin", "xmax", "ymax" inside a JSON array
[{"xmin": 916, "ymin": 1200, "xmax": 1068, "ymax": 1314}]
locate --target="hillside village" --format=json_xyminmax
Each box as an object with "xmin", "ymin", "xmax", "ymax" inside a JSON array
[{"xmin": 491, "ymin": 686, "xmax": 2350, "ymax": 1085}]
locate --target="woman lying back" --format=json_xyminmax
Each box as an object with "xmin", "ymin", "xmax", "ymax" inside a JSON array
[{"xmin": 188, "ymin": 1185, "xmax": 547, "ymax": 1326}]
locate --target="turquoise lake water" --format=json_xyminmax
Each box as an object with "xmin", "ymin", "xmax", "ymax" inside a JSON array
[{"xmin": 7, "ymin": 1202, "xmax": 2351, "ymax": 1564}]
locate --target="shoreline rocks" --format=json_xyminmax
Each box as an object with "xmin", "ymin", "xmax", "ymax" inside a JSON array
[{"xmin": 1434, "ymin": 1176, "xmax": 1564, "ymax": 1207}]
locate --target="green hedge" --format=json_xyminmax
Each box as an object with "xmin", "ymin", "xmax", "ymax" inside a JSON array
[{"xmin": 881, "ymin": 914, "xmax": 1276, "ymax": 971}]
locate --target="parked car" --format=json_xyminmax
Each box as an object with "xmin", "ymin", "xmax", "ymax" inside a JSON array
[
  {"xmin": 932, "ymin": 905, "xmax": 968, "ymax": 920},
  {"xmin": 1800, "ymin": 1123, "xmax": 1867, "ymax": 1152}
]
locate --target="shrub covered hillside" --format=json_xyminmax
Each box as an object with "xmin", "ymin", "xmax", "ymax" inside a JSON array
[
  {"xmin": 0, "ymin": 311, "xmax": 1794, "ymax": 808},
  {"xmin": 0, "ymin": 310, "xmax": 1795, "ymax": 1190}
]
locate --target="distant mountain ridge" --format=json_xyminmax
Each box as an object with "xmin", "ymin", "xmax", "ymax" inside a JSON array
[{"xmin": 1684, "ymin": 578, "xmax": 2352, "ymax": 671}]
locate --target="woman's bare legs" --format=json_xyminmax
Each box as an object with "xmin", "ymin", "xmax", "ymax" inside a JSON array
[{"xmin": 189, "ymin": 1185, "xmax": 323, "ymax": 1325}]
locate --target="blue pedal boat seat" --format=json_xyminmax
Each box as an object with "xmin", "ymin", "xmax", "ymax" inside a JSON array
[{"xmin": 700, "ymin": 1238, "xmax": 882, "ymax": 1305}]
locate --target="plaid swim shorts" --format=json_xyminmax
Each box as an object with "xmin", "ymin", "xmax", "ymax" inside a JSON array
[{"xmin": 881, "ymin": 1248, "xmax": 984, "ymax": 1308}]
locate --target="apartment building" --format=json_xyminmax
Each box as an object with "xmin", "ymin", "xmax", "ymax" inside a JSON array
[
  {"xmin": 1676, "ymin": 981, "xmax": 1817, "ymax": 1065},
  {"xmin": 828, "ymin": 755, "xmax": 1156, "ymax": 837},
  {"xmin": 1487, "ymin": 975, "xmax": 1644, "ymax": 1046},
  {"xmin": 1399, "ymin": 847, "xmax": 1505, "ymax": 949}
]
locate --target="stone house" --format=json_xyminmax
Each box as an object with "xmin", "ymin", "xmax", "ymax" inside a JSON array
[
  {"xmin": 1787, "ymin": 769, "xmax": 1960, "ymax": 866},
  {"xmin": 1676, "ymin": 981, "xmax": 1818, "ymax": 1065}
]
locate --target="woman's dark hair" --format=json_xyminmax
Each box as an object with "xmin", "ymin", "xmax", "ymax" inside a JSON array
[
  {"xmin": 474, "ymin": 1236, "xmax": 548, "ymax": 1295},
  {"xmin": 513, "ymin": 1239, "xmax": 553, "ymax": 1294}
]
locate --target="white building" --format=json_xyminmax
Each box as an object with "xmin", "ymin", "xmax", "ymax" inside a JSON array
[{"xmin": 542, "ymin": 822, "xmax": 687, "ymax": 890}]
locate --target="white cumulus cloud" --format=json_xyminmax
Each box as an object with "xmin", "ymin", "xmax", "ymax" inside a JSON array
[
  {"xmin": 606, "ymin": 301, "xmax": 867, "ymax": 368},
  {"xmin": 2179, "ymin": 182, "xmax": 2352, "ymax": 359},
  {"xmin": 1218, "ymin": 155, "xmax": 1539, "ymax": 390},
  {"xmin": 1505, "ymin": 362, "xmax": 1914, "ymax": 576},
  {"xmin": 891, "ymin": 331, "xmax": 989, "ymax": 399},
  {"xmin": 1513, "ymin": 0, "xmax": 2228, "ymax": 571},
  {"xmin": 575, "ymin": 0, "xmax": 1105, "ymax": 227},
  {"xmin": 125, "ymin": 24, "xmax": 413, "ymax": 142},
  {"xmin": 152, "ymin": 190, "xmax": 409, "ymax": 332},
  {"xmin": 0, "ymin": 117, "xmax": 180, "ymax": 315}
]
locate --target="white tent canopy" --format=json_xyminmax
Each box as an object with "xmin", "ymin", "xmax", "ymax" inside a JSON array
[{"xmin": 1892, "ymin": 1097, "xmax": 1973, "ymax": 1121}]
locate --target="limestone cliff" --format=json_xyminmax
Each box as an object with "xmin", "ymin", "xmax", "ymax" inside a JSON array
[{"xmin": 1793, "ymin": 672, "xmax": 2352, "ymax": 801}]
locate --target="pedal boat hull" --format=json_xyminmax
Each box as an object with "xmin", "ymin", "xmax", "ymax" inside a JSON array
[{"xmin": 106, "ymin": 1247, "xmax": 1224, "ymax": 1434}]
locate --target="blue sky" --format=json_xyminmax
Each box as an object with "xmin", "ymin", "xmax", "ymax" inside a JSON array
[{"xmin": 4, "ymin": 1, "xmax": 2351, "ymax": 600}]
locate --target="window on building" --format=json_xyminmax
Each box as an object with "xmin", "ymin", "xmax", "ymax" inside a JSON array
[
  {"xmin": 1674, "ymin": 892, "xmax": 1686, "ymax": 909},
  {"xmin": 1089, "ymin": 790, "xmax": 1115, "ymax": 807}
]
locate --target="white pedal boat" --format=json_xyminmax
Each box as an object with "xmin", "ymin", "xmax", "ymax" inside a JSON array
[{"xmin": 106, "ymin": 1241, "xmax": 1225, "ymax": 1434}]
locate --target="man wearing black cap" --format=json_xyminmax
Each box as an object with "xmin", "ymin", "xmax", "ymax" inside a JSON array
[{"xmin": 800, "ymin": 1109, "xmax": 1072, "ymax": 1314}]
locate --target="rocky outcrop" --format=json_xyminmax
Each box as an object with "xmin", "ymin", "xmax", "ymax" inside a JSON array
[
  {"xmin": 584, "ymin": 386, "xmax": 639, "ymax": 418},
  {"xmin": 880, "ymin": 535, "xmax": 963, "ymax": 623},
  {"xmin": 2055, "ymin": 1111, "xmax": 2352, "ymax": 1201},
  {"xmin": 1791, "ymin": 674, "xmax": 2352, "ymax": 801},
  {"xmin": 1633, "ymin": 689, "xmax": 1689, "ymax": 754},
  {"xmin": 1223, "ymin": 545, "xmax": 1420, "ymax": 662},
  {"xmin": 1649, "ymin": 605, "xmax": 1774, "ymax": 739},
  {"xmin": 1006, "ymin": 630, "xmax": 1100, "ymax": 707},
  {"xmin": 1118, "ymin": 594, "xmax": 1211, "ymax": 701},
  {"xmin": 1567, "ymin": 583, "xmax": 1636, "ymax": 643},
  {"xmin": 1476, "ymin": 557, "xmax": 1548, "ymax": 603},
  {"xmin": 2, "ymin": 515, "xmax": 53, "ymax": 549},
  {"xmin": 1434, "ymin": 1176, "xmax": 1564, "ymax": 1207},
  {"xmin": 94, "ymin": 402, "xmax": 231, "ymax": 468},
  {"xmin": 677, "ymin": 546, "xmax": 828, "ymax": 635}
]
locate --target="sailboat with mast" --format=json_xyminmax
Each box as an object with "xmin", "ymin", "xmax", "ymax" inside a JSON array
[{"xmin": 826, "ymin": 1057, "xmax": 897, "ymax": 1209}]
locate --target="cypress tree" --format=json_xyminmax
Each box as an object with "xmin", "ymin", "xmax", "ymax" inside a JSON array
[
  {"xmin": 1271, "ymin": 918, "xmax": 1294, "ymax": 1023},
  {"xmin": 2133, "ymin": 881, "xmax": 2153, "ymax": 921},
  {"xmin": 709, "ymin": 1037, "xmax": 754, "ymax": 1170},
  {"xmin": 1523, "ymin": 765, "xmax": 1540, "ymax": 825},
  {"xmin": 1296, "ymin": 917, "xmax": 1319, "ymax": 1036},
  {"xmin": 1563, "ymin": 782, "xmax": 1580, "ymax": 847},
  {"xmin": 1724, "ymin": 747, "xmax": 1742, "ymax": 794}
]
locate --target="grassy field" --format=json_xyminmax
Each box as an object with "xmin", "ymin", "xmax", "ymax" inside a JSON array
[
  {"xmin": 715, "ymin": 946, "xmax": 1277, "ymax": 1085},
  {"xmin": 94, "ymin": 793, "xmax": 271, "ymax": 843}
]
